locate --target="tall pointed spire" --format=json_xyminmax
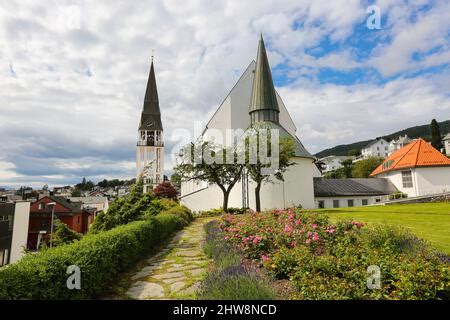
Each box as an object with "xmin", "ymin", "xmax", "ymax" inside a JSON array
[
  {"xmin": 139, "ymin": 58, "xmax": 162, "ymax": 130},
  {"xmin": 249, "ymin": 33, "xmax": 280, "ymax": 124}
]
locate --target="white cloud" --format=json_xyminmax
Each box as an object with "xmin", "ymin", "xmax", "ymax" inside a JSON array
[{"xmin": 0, "ymin": 0, "xmax": 449, "ymax": 188}]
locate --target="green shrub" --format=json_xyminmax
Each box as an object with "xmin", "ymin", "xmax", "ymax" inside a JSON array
[
  {"xmin": 220, "ymin": 208, "xmax": 450, "ymax": 300},
  {"xmin": 0, "ymin": 214, "xmax": 184, "ymax": 299}
]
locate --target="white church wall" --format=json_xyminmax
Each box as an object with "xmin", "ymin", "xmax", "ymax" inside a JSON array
[{"xmin": 180, "ymin": 157, "xmax": 316, "ymax": 212}]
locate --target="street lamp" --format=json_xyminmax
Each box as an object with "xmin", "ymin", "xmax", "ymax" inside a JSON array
[{"xmin": 47, "ymin": 202, "xmax": 56, "ymax": 248}]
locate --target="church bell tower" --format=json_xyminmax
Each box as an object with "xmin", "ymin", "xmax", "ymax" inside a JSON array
[{"xmin": 136, "ymin": 58, "xmax": 164, "ymax": 193}]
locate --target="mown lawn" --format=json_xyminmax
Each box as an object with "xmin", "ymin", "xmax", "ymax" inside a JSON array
[{"xmin": 315, "ymin": 202, "xmax": 450, "ymax": 255}]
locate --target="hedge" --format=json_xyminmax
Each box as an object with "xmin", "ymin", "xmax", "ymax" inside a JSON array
[{"xmin": 0, "ymin": 213, "xmax": 184, "ymax": 299}]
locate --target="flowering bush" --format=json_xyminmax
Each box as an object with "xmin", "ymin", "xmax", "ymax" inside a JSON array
[{"xmin": 219, "ymin": 208, "xmax": 450, "ymax": 300}]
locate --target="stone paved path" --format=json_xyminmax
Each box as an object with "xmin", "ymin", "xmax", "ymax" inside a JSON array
[{"xmin": 125, "ymin": 217, "xmax": 215, "ymax": 300}]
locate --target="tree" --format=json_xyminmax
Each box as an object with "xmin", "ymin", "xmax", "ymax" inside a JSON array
[
  {"xmin": 174, "ymin": 142, "xmax": 244, "ymax": 212},
  {"xmin": 71, "ymin": 189, "xmax": 81, "ymax": 197},
  {"xmin": 430, "ymin": 119, "xmax": 443, "ymax": 151},
  {"xmin": 340, "ymin": 159, "xmax": 354, "ymax": 178},
  {"xmin": 245, "ymin": 128, "xmax": 296, "ymax": 212},
  {"xmin": 170, "ymin": 173, "xmax": 182, "ymax": 188},
  {"xmin": 51, "ymin": 220, "xmax": 82, "ymax": 247},
  {"xmin": 348, "ymin": 149, "xmax": 361, "ymax": 157},
  {"xmin": 153, "ymin": 182, "xmax": 178, "ymax": 200},
  {"xmin": 351, "ymin": 157, "xmax": 384, "ymax": 178}
]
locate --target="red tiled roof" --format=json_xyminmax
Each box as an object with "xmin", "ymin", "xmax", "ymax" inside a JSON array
[{"xmin": 370, "ymin": 138, "xmax": 450, "ymax": 176}]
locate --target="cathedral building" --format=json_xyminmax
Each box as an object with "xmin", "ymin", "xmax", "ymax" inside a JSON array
[
  {"xmin": 136, "ymin": 59, "xmax": 164, "ymax": 193},
  {"xmin": 180, "ymin": 35, "xmax": 320, "ymax": 211}
]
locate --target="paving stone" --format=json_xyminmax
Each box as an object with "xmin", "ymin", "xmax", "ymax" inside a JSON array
[
  {"xmin": 152, "ymin": 271, "xmax": 186, "ymax": 280},
  {"xmin": 178, "ymin": 283, "xmax": 200, "ymax": 296},
  {"xmin": 126, "ymin": 281, "xmax": 164, "ymax": 299},
  {"xmin": 175, "ymin": 250, "xmax": 203, "ymax": 257},
  {"xmin": 166, "ymin": 266, "xmax": 191, "ymax": 273},
  {"xmin": 161, "ymin": 276, "xmax": 186, "ymax": 284},
  {"xmin": 170, "ymin": 281, "xmax": 186, "ymax": 293},
  {"xmin": 189, "ymin": 268, "xmax": 206, "ymax": 277}
]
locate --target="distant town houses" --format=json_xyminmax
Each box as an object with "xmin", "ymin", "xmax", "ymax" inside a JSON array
[
  {"xmin": 317, "ymin": 155, "xmax": 355, "ymax": 173},
  {"xmin": 27, "ymin": 196, "xmax": 95, "ymax": 250},
  {"xmin": 387, "ymin": 134, "xmax": 413, "ymax": 156},
  {"xmin": 360, "ymin": 138, "xmax": 389, "ymax": 159}
]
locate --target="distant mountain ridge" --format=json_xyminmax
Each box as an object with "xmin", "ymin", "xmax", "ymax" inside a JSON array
[{"xmin": 314, "ymin": 120, "xmax": 450, "ymax": 158}]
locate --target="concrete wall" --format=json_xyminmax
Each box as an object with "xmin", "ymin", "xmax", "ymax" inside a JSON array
[
  {"xmin": 378, "ymin": 166, "xmax": 450, "ymax": 197},
  {"xmin": 10, "ymin": 201, "xmax": 30, "ymax": 264},
  {"xmin": 314, "ymin": 196, "xmax": 387, "ymax": 209}
]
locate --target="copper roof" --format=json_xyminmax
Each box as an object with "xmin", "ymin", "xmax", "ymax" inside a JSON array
[
  {"xmin": 370, "ymin": 138, "xmax": 450, "ymax": 176},
  {"xmin": 249, "ymin": 34, "xmax": 280, "ymax": 115}
]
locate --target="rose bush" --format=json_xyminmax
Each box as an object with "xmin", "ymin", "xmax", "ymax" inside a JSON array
[{"xmin": 219, "ymin": 208, "xmax": 450, "ymax": 300}]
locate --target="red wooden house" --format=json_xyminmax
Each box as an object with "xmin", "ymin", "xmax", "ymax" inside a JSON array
[{"xmin": 27, "ymin": 196, "xmax": 94, "ymax": 249}]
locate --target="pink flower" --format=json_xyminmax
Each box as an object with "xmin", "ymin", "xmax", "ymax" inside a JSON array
[
  {"xmin": 311, "ymin": 224, "xmax": 318, "ymax": 229},
  {"xmin": 261, "ymin": 255, "xmax": 270, "ymax": 262},
  {"xmin": 253, "ymin": 237, "xmax": 260, "ymax": 244},
  {"xmin": 224, "ymin": 236, "xmax": 229, "ymax": 240},
  {"xmin": 312, "ymin": 234, "xmax": 320, "ymax": 241},
  {"xmin": 294, "ymin": 219, "xmax": 302, "ymax": 226},
  {"xmin": 305, "ymin": 239, "xmax": 311, "ymax": 245},
  {"xmin": 290, "ymin": 241, "xmax": 296, "ymax": 248},
  {"xmin": 325, "ymin": 229, "xmax": 335, "ymax": 234}
]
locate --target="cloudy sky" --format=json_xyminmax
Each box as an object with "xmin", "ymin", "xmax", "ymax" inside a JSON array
[{"xmin": 1, "ymin": 0, "xmax": 449, "ymax": 188}]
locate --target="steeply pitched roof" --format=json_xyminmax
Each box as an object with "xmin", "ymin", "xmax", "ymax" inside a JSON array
[
  {"xmin": 43, "ymin": 195, "xmax": 83, "ymax": 212},
  {"xmin": 249, "ymin": 34, "xmax": 279, "ymax": 114},
  {"xmin": 370, "ymin": 138, "xmax": 450, "ymax": 176},
  {"xmin": 443, "ymin": 133, "xmax": 450, "ymax": 140},
  {"xmin": 313, "ymin": 178, "xmax": 397, "ymax": 197},
  {"xmin": 363, "ymin": 138, "xmax": 388, "ymax": 149},
  {"xmin": 139, "ymin": 60, "xmax": 163, "ymax": 131}
]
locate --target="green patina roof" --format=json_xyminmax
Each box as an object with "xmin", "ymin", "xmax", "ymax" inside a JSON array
[
  {"xmin": 249, "ymin": 34, "xmax": 280, "ymax": 114},
  {"xmin": 247, "ymin": 121, "xmax": 314, "ymax": 159},
  {"xmin": 139, "ymin": 60, "xmax": 163, "ymax": 131}
]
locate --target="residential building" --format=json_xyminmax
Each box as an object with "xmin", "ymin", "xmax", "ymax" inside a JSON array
[
  {"xmin": 0, "ymin": 201, "xmax": 30, "ymax": 266},
  {"xmin": 443, "ymin": 133, "xmax": 450, "ymax": 156},
  {"xmin": 314, "ymin": 178, "xmax": 398, "ymax": 208},
  {"xmin": 180, "ymin": 35, "xmax": 318, "ymax": 211},
  {"xmin": 370, "ymin": 138, "xmax": 450, "ymax": 197},
  {"xmin": 67, "ymin": 196, "xmax": 109, "ymax": 213},
  {"xmin": 361, "ymin": 138, "xmax": 389, "ymax": 159},
  {"xmin": 27, "ymin": 196, "xmax": 93, "ymax": 250},
  {"xmin": 136, "ymin": 58, "xmax": 164, "ymax": 193},
  {"xmin": 318, "ymin": 155, "xmax": 355, "ymax": 173},
  {"xmin": 52, "ymin": 186, "xmax": 73, "ymax": 197},
  {"xmin": 388, "ymin": 134, "xmax": 413, "ymax": 156}
]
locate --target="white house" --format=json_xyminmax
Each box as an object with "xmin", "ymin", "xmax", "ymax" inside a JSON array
[
  {"xmin": 370, "ymin": 138, "xmax": 450, "ymax": 197},
  {"xmin": 361, "ymin": 138, "xmax": 389, "ymax": 159},
  {"xmin": 67, "ymin": 196, "xmax": 109, "ymax": 213},
  {"xmin": 180, "ymin": 35, "xmax": 319, "ymax": 212},
  {"xmin": 318, "ymin": 155, "xmax": 354, "ymax": 173},
  {"xmin": 443, "ymin": 133, "xmax": 450, "ymax": 156},
  {"xmin": 388, "ymin": 134, "xmax": 412, "ymax": 156},
  {"xmin": 0, "ymin": 200, "xmax": 30, "ymax": 266}
]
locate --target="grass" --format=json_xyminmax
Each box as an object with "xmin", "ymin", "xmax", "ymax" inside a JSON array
[{"xmin": 315, "ymin": 202, "xmax": 450, "ymax": 255}]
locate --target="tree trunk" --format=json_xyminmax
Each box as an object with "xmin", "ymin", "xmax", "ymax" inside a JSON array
[
  {"xmin": 223, "ymin": 190, "xmax": 230, "ymax": 212},
  {"xmin": 255, "ymin": 182, "xmax": 261, "ymax": 212}
]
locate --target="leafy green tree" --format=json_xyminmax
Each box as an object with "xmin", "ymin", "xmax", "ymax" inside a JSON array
[
  {"xmin": 348, "ymin": 149, "xmax": 361, "ymax": 157},
  {"xmin": 174, "ymin": 142, "xmax": 244, "ymax": 212},
  {"xmin": 51, "ymin": 220, "xmax": 82, "ymax": 247},
  {"xmin": 170, "ymin": 172, "xmax": 182, "ymax": 188},
  {"xmin": 340, "ymin": 159, "xmax": 354, "ymax": 178},
  {"xmin": 430, "ymin": 119, "xmax": 443, "ymax": 151},
  {"xmin": 351, "ymin": 157, "xmax": 384, "ymax": 178},
  {"xmin": 71, "ymin": 189, "xmax": 81, "ymax": 197},
  {"xmin": 245, "ymin": 129, "xmax": 296, "ymax": 212}
]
